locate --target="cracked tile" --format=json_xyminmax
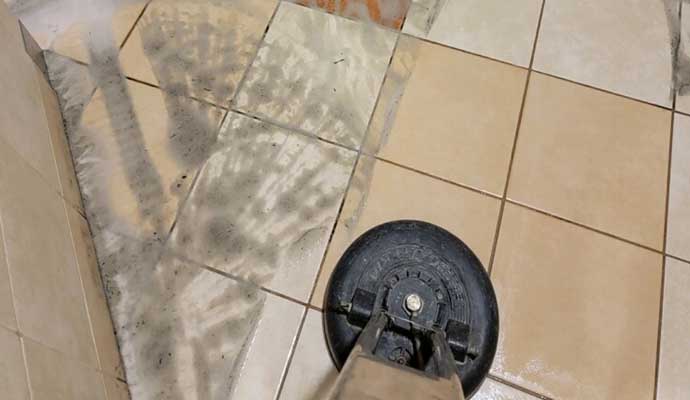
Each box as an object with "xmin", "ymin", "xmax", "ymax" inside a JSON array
[
  {"xmin": 235, "ymin": 1, "xmax": 397, "ymax": 148},
  {"xmin": 170, "ymin": 111, "xmax": 356, "ymax": 301}
]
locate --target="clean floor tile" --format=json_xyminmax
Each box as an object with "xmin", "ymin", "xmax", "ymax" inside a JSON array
[
  {"xmin": 235, "ymin": 1, "xmax": 397, "ymax": 148},
  {"xmin": 311, "ymin": 157, "xmax": 500, "ymax": 307},
  {"xmin": 403, "ymin": 0, "xmax": 542, "ymax": 67},
  {"xmin": 364, "ymin": 35, "xmax": 527, "ymax": 195},
  {"xmin": 491, "ymin": 204, "xmax": 661, "ymax": 400},
  {"xmin": 657, "ymin": 257, "xmax": 690, "ymax": 400},
  {"xmin": 533, "ymin": 0, "xmax": 675, "ymax": 106},
  {"xmin": 230, "ymin": 294, "xmax": 304, "ymax": 399},
  {"xmin": 508, "ymin": 73, "xmax": 670, "ymax": 250},
  {"xmin": 170, "ymin": 112, "xmax": 356, "ymax": 301},
  {"xmin": 667, "ymin": 113, "xmax": 690, "ymax": 261},
  {"xmin": 0, "ymin": 145, "xmax": 97, "ymax": 367},
  {"xmin": 0, "ymin": 326, "xmax": 30, "ymax": 400},
  {"xmin": 119, "ymin": 0, "xmax": 277, "ymax": 107},
  {"xmin": 291, "ymin": 0, "xmax": 411, "ymax": 30}
]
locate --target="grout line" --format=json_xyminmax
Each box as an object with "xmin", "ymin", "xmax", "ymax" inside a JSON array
[
  {"xmin": 487, "ymin": 374, "xmax": 554, "ymax": 400},
  {"xmin": 487, "ymin": 0, "xmax": 546, "ymax": 277},
  {"xmin": 19, "ymin": 336, "xmax": 35, "ymax": 400},
  {"xmin": 0, "ymin": 210, "xmax": 21, "ymax": 341},
  {"xmin": 274, "ymin": 306, "xmax": 309, "ymax": 400},
  {"xmin": 666, "ymin": 252, "xmax": 690, "ymax": 265},
  {"xmin": 118, "ymin": 0, "xmax": 152, "ymax": 50},
  {"xmin": 124, "ymin": 76, "xmax": 229, "ymax": 110}
]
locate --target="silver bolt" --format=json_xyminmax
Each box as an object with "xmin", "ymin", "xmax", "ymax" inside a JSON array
[{"xmin": 404, "ymin": 294, "xmax": 423, "ymax": 314}]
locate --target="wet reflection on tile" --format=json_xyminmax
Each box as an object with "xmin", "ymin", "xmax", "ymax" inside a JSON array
[
  {"xmin": 98, "ymin": 236, "xmax": 265, "ymax": 400},
  {"xmin": 291, "ymin": 0, "xmax": 411, "ymax": 30},
  {"xmin": 235, "ymin": 1, "xmax": 397, "ymax": 148},
  {"xmin": 170, "ymin": 112, "xmax": 356, "ymax": 301},
  {"xmin": 119, "ymin": 0, "xmax": 278, "ymax": 107}
]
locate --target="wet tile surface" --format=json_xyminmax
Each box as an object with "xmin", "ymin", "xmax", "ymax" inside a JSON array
[
  {"xmin": 364, "ymin": 35, "xmax": 527, "ymax": 195},
  {"xmin": 533, "ymin": 0, "xmax": 675, "ymax": 107},
  {"xmin": 404, "ymin": 0, "xmax": 542, "ymax": 67},
  {"xmin": 170, "ymin": 112, "xmax": 356, "ymax": 301},
  {"xmin": 291, "ymin": 0, "xmax": 411, "ymax": 30},
  {"xmin": 657, "ymin": 257, "xmax": 690, "ymax": 400},
  {"xmin": 667, "ymin": 113, "xmax": 690, "ymax": 261},
  {"xmin": 491, "ymin": 204, "xmax": 661, "ymax": 400},
  {"xmin": 119, "ymin": 0, "xmax": 277, "ymax": 107},
  {"xmin": 509, "ymin": 73, "xmax": 670, "ymax": 250},
  {"xmin": 0, "ymin": 326, "xmax": 30, "ymax": 400},
  {"xmin": 311, "ymin": 157, "xmax": 500, "ymax": 307},
  {"xmin": 235, "ymin": 1, "xmax": 397, "ymax": 148}
]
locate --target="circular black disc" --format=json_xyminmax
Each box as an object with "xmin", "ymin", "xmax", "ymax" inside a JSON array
[{"xmin": 323, "ymin": 220, "xmax": 499, "ymax": 398}]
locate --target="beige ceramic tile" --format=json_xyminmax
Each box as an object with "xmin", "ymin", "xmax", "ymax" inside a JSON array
[
  {"xmin": 0, "ymin": 210, "xmax": 16, "ymax": 331},
  {"xmin": 280, "ymin": 309, "xmax": 338, "ymax": 400},
  {"xmin": 0, "ymin": 144, "xmax": 97, "ymax": 367},
  {"xmin": 0, "ymin": 326, "xmax": 30, "ymax": 400},
  {"xmin": 0, "ymin": 0, "xmax": 22, "ymax": 45},
  {"xmin": 104, "ymin": 376, "xmax": 131, "ymax": 400},
  {"xmin": 508, "ymin": 73, "xmax": 670, "ymax": 250},
  {"xmin": 23, "ymin": 337, "xmax": 107, "ymax": 400},
  {"xmin": 473, "ymin": 378, "xmax": 540, "ymax": 400},
  {"xmin": 491, "ymin": 204, "xmax": 662, "ymax": 400},
  {"xmin": 34, "ymin": 65, "xmax": 84, "ymax": 212},
  {"xmin": 65, "ymin": 206, "xmax": 124, "ymax": 379},
  {"xmin": 169, "ymin": 112, "xmax": 356, "ymax": 301},
  {"xmin": 119, "ymin": 0, "xmax": 277, "ymax": 107},
  {"xmin": 364, "ymin": 36, "xmax": 527, "ymax": 195},
  {"xmin": 404, "ymin": 0, "xmax": 543, "ymax": 67},
  {"xmin": 235, "ymin": 1, "xmax": 397, "ymax": 148},
  {"xmin": 533, "ymin": 0, "xmax": 675, "ymax": 107},
  {"xmin": 291, "ymin": 0, "xmax": 411, "ymax": 30},
  {"xmin": 12, "ymin": 0, "xmax": 146, "ymax": 64},
  {"xmin": 657, "ymin": 257, "xmax": 690, "ymax": 400},
  {"xmin": 311, "ymin": 157, "xmax": 501, "ymax": 307},
  {"xmin": 230, "ymin": 294, "xmax": 304, "ymax": 399},
  {"xmin": 72, "ymin": 78, "xmax": 223, "ymax": 240},
  {"xmin": 667, "ymin": 113, "xmax": 690, "ymax": 260}
]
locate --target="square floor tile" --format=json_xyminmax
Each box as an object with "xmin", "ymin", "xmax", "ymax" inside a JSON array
[
  {"xmin": 474, "ymin": 379, "xmax": 540, "ymax": 400},
  {"xmin": 533, "ymin": 0, "xmax": 675, "ymax": 107},
  {"xmin": 311, "ymin": 157, "xmax": 500, "ymax": 307},
  {"xmin": 491, "ymin": 204, "xmax": 662, "ymax": 400},
  {"xmin": 0, "ymin": 326, "xmax": 30, "ymax": 400},
  {"xmin": 0, "ymin": 213, "xmax": 16, "ymax": 330},
  {"xmin": 230, "ymin": 294, "xmax": 304, "ymax": 399},
  {"xmin": 119, "ymin": 0, "xmax": 277, "ymax": 107},
  {"xmin": 11, "ymin": 0, "xmax": 146, "ymax": 64},
  {"xmin": 0, "ymin": 145, "xmax": 97, "ymax": 367},
  {"xmin": 23, "ymin": 337, "xmax": 107, "ymax": 400},
  {"xmin": 667, "ymin": 113, "xmax": 690, "ymax": 261},
  {"xmin": 169, "ymin": 112, "xmax": 356, "ymax": 301},
  {"xmin": 103, "ymin": 248, "xmax": 265, "ymax": 400},
  {"xmin": 508, "ymin": 73, "xmax": 670, "ymax": 250},
  {"xmin": 72, "ymin": 78, "xmax": 223, "ymax": 240},
  {"xmin": 291, "ymin": 0, "xmax": 411, "ymax": 30},
  {"xmin": 235, "ymin": 1, "xmax": 397, "ymax": 148},
  {"xmin": 403, "ymin": 0, "xmax": 542, "ymax": 67},
  {"xmin": 363, "ymin": 36, "xmax": 526, "ymax": 195},
  {"xmin": 280, "ymin": 309, "xmax": 338, "ymax": 400},
  {"xmin": 657, "ymin": 257, "xmax": 690, "ymax": 400}
]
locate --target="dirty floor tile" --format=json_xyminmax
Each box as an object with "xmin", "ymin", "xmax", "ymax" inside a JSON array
[
  {"xmin": 676, "ymin": 6, "xmax": 690, "ymax": 114},
  {"xmin": 364, "ymin": 35, "xmax": 526, "ymax": 195},
  {"xmin": 0, "ymin": 326, "xmax": 30, "ymax": 400},
  {"xmin": 235, "ymin": 1, "xmax": 397, "ymax": 148},
  {"xmin": 491, "ymin": 203, "xmax": 661, "ymax": 400},
  {"xmin": 102, "ymin": 246, "xmax": 265, "ymax": 400},
  {"xmin": 23, "ymin": 337, "xmax": 107, "ymax": 400},
  {"xmin": 0, "ymin": 215, "xmax": 15, "ymax": 330},
  {"xmin": 508, "ymin": 73, "xmax": 670, "ymax": 250},
  {"xmin": 533, "ymin": 0, "xmax": 675, "ymax": 107},
  {"xmin": 311, "ymin": 157, "xmax": 500, "ymax": 308},
  {"xmin": 280, "ymin": 309, "xmax": 338, "ymax": 400},
  {"xmin": 170, "ymin": 111, "xmax": 356, "ymax": 302},
  {"xmin": 403, "ymin": 0, "xmax": 543, "ymax": 67},
  {"xmin": 72, "ymin": 77, "xmax": 223, "ymax": 241},
  {"xmin": 9, "ymin": 0, "xmax": 146, "ymax": 64},
  {"xmin": 0, "ymin": 144, "xmax": 97, "ymax": 367},
  {"xmin": 657, "ymin": 257, "xmax": 690, "ymax": 400},
  {"xmin": 119, "ymin": 0, "xmax": 277, "ymax": 107},
  {"xmin": 667, "ymin": 113, "xmax": 690, "ymax": 261},
  {"xmin": 291, "ymin": 0, "xmax": 411, "ymax": 30},
  {"xmin": 473, "ymin": 378, "xmax": 540, "ymax": 400},
  {"xmin": 104, "ymin": 376, "xmax": 131, "ymax": 400},
  {"xmin": 230, "ymin": 294, "xmax": 304, "ymax": 399}
]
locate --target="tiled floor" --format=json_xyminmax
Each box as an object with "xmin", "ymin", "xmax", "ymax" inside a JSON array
[{"xmin": 10, "ymin": 0, "xmax": 690, "ymax": 399}]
